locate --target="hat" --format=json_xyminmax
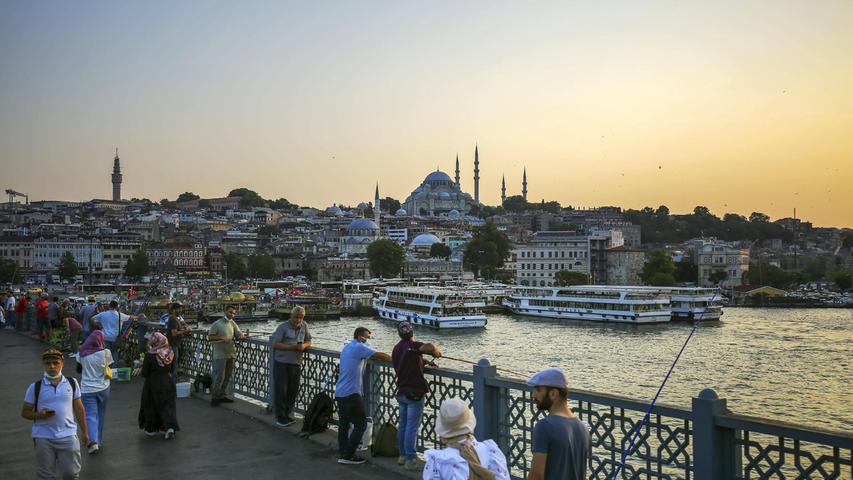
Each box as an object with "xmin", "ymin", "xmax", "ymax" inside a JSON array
[
  {"xmin": 526, "ymin": 368, "xmax": 568, "ymax": 389},
  {"xmin": 41, "ymin": 348, "xmax": 64, "ymax": 361},
  {"xmin": 397, "ymin": 321, "xmax": 414, "ymax": 337},
  {"xmin": 435, "ymin": 398, "xmax": 476, "ymax": 438},
  {"xmin": 87, "ymin": 295, "xmax": 96, "ymax": 302}
]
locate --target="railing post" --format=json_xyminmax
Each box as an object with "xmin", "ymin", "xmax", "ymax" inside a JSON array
[
  {"xmin": 267, "ymin": 335, "xmax": 275, "ymax": 412},
  {"xmin": 692, "ymin": 388, "xmax": 737, "ymax": 480},
  {"xmin": 472, "ymin": 358, "xmax": 500, "ymax": 446}
]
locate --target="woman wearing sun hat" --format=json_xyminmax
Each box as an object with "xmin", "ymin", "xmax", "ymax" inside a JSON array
[{"xmin": 422, "ymin": 398, "xmax": 509, "ymax": 480}]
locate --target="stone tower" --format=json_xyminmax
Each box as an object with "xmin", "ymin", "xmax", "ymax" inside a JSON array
[
  {"xmin": 473, "ymin": 145, "xmax": 480, "ymax": 204},
  {"xmin": 454, "ymin": 154, "xmax": 460, "ymax": 188},
  {"xmin": 522, "ymin": 167, "xmax": 528, "ymax": 201},
  {"xmin": 374, "ymin": 183, "xmax": 381, "ymax": 229},
  {"xmin": 111, "ymin": 148, "xmax": 122, "ymax": 201},
  {"xmin": 501, "ymin": 174, "xmax": 506, "ymax": 205}
]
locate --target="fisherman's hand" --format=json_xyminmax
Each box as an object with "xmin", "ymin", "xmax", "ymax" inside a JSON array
[{"xmin": 432, "ymin": 350, "xmax": 442, "ymax": 359}]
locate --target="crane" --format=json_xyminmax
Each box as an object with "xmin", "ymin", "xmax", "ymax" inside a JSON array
[{"xmin": 5, "ymin": 189, "xmax": 28, "ymax": 205}]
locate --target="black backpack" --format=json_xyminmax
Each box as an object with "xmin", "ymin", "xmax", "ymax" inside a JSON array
[
  {"xmin": 299, "ymin": 392, "xmax": 334, "ymax": 436},
  {"xmin": 33, "ymin": 377, "xmax": 78, "ymax": 412}
]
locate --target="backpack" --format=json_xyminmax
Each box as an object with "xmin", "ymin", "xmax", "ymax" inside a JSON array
[
  {"xmin": 299, "ymin": 392, "xmax": 334, "ymax": 436},
  {"xmin": 33, "ymin": 376, "xmax": 78, "ymax": 412},
  {"xmin": 371, "ymin": 422, "xmax": 400, "ymax": 457}
]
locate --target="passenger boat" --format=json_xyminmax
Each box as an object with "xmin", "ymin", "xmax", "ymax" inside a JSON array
[
  {"xmin": 270, "ymin": 294, "xmax": 342, "ymax": 320},
  {"xmin": 199, "ymin": 292, "xmax": 271, "ymax": 323},
  {"xmin": 373, "ymin": 287, "xmax": 487, "ymax": 329},
  {"xmin": 502, "ymin": 286, "xmax": 671, "ymax": 324},
  {"xmin": 664, "ymin": 287, "xmax": 723, "ymax": 321}
]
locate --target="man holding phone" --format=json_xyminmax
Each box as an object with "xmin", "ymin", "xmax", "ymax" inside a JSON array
[{"xmin": 21, "ymin": 348, "xmax": 89, "ymax": 480}]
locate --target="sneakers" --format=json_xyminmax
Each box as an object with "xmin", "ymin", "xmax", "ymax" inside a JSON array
[
  {"xmin": 218, "ymin": 397, "xmax": 235, "ymax": 403},
  {"xmin": 87, "ymin": 442, "xmax": 99, "ymax": 454},
  {"xmin": 404, "ymin": 458, "xmax": 425, "ymax": 471},
  {"xmin": 143, "ymin": 430, "xmax": 159, "ymax": 437},
  {"xmin": 164, "ymin": 428, "xmax": 176, "ymax": 440},
  {"xmin": 337, "ymin": 455, "xmax": 366, "ymax": 465},
  {"xmin": 397, "ymin": 456, "xmax": 407, "ymax": 466},
  {"xmin": 275, "ymin": 418, "xmax": 296, "ymax": 428}
]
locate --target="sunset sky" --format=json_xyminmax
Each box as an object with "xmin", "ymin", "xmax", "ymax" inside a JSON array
[{"xmin": 1, "ymin": 1, "xmax": 851, "ymax": 226}]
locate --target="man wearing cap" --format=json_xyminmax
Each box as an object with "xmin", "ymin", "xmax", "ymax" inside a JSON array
[
  {"xmin": 334, "ymin": 326, "xmax": 392, "ymax": 465},
  {"xmin": 392, "ymin": 321, "xmax": 441, "ymax": 470},
  {"xmin": 526, "ymin": 368, "xmax": 590, "ymax": 480},
  {"xmin": 21, "ymin": 348, "xmax": 89, "ymax": 480}
]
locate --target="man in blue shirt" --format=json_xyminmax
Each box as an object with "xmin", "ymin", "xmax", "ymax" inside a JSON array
[
  {"xmin": 91, "ymin": 300, "xmax": 138, "ymax": 363},
  {"xmin": 21, "ymin": 348, "xmax": 89, "ymax": 480},
  {"xmin": 334, "ymin": 326, "xmax": 391, "ymax": 465}
]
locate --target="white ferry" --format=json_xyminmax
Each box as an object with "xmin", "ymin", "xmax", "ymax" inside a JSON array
[
  {"xmin": 664, "ymin": 287, "xmax": 723, "ymax": 321},
  {"xmin": 502, "ymin": 286, "xmax": 671, "ymax": 324},
  {"xmin": 373, "ymin": 287, "xmax": 487, "ymax": 329}
]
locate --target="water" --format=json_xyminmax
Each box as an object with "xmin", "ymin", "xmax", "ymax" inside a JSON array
[{"xmin": 238, "ymin": 308, "xmax": 853, "ymax": 432}]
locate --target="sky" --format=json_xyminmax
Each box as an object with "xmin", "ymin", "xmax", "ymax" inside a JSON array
[{"xmin": 1, "ymin": 1, "xmax": 851, "ymax": 227}]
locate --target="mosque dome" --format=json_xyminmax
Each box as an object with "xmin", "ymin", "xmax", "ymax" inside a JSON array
[
  {"xmin": 395, "ymin": 208, "xmax": 408, "ymax": 216},
  {"xmin": 347, "ymin": 218, "xmax": 379, "ymax": 232},
  {"xmin": 356, "ymin": 202, "xmax": 370, "ymax": 209},
  {"xmin": 424, "ymin": 171, "xmax": 453, "ymax": 186},
  {"xmin": 411, "ymin": 233, "xmax": 442, "ymax": 247},
  {"xmin": 448, "ymin": 209, "xmax": 461, "ymax": 219},
  {"xmin": 326, "ymin": 205, "xmax": 344, "ymax": 216}
]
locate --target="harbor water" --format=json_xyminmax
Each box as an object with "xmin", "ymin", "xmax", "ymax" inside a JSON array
[{"xmin": 231, "ymin": 307, "xmax": 853, "ymax": 432}]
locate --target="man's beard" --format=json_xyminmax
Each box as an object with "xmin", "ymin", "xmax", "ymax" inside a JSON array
[{"xmin": 535, "ymin": 395, "xmax": 553, "ymax": 411}]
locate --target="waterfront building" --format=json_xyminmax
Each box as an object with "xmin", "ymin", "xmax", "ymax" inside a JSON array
[
  {"xmin": 589, "ymin": 228, "xmax": 625, "ymax": 284},
  {"xmin": 0, "ymin": 236, "xmax": 34, "ymax": 270},
  {"xmin": 316, "ymin": 256, "xmax": 371, "ymax": 282},
  {"xmin": 100, "ymin": 233, "xmax": 143, "ymax": 277},
  {"xmin": 145, "ymin": 234, "xmax": 205, "ymax": 271},
  {"xmin": 514, "ymin": 232, "xmax": 590, "ymax": 287},
  {"xmin": 32, "ymin": 236, "xmax": 103, "ymax": 275},
  {"xmin": 605, "ymin": 245, "xmax": 645, "ymax": 286},
  {"xmin": 403, "ymin": 258, "xmax": 464, "ymax": 279},
  {"xmin": 693, "ymin": 239, "xmax": 750, "ymax": 287}
]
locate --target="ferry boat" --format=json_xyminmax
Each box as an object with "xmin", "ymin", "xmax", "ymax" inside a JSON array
[
  {"xmin": 271, "ymin": 294, "xmax": 342, "ymax": 320},
  {"xmin": 373, "ymin": 287, "xmax": 487, "ymax": 329},
  {"xmin": 199, "ymin": 292, "xmax": 271, "ymax": 323},
  {"xmin": 502, "ymin": 286, "xmax": 671, "ymax": 324},
  {"xmin": 664, "ymin": 287, "xmax": 723, "ymax": 321}
]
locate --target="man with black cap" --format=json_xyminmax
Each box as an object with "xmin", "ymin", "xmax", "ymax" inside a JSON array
[
  {"xmin": 21, "ymin": 348, "xmax": 89, "ymax": 480},
  {"xmin": 526, "ymin": 368, "xmax": 590, "ymax": 480},
  {"xmin": 392, "ymin": 321, "xmax": 441, "ymax": 470}
]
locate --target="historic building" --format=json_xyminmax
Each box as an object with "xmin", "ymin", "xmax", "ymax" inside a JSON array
[
  {"xmin": 145, "ymin": 234, "xmax": 205, "ymax": 271},
  {"xmin": 403, "ymin": 171, "xmax": 476, "ymax": 217}
]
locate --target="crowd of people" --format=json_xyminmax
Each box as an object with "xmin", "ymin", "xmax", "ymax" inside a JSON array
[{"xmin": 15, "ymin": 296, "xmax": 590, "ymax": 480}]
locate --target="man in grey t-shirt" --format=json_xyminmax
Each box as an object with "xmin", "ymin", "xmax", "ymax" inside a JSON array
[
  {"xmin": 527, "ymin": 368, "xmax": 590, "ymax": 480},
  {"xmin": 270, "ymin": 306, "xmax": 312, "ymax": 427}
]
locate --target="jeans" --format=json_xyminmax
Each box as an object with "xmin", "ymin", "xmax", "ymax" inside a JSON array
[
  {"xmin": 336, "ymin": 394, "xmax": 366, "ymax": 458},
  {"xmin": 273, "ymin": 362, "xmax": 302, "ymax": 421},
  {"xmin": 211, "ymin": 357, "xmax": 235, "ymax": 399},
  {"xmin": 34, "ymin": 435, "xmax": 81, "ymax": 480},
  {"xmin": 82, "ymin": 388, "xmax": 110, "ymax": 445},
  {"xmin": 396, "ymin": 394, "xmax": 425, "ymax": 460}
]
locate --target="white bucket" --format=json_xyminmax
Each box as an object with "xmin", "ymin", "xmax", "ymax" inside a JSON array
[
  {"xmin": 176, "ymin": 382, "xmax": 191, "ymax": 398},
  {"xmin": 349, "ymin": 417, "xmax": 373, "ymax": 452}
]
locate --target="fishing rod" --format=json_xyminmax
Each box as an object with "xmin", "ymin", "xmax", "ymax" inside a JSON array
[{"xmin": 610, "ymin": 288, "xmax": 722, "ymax": 479}]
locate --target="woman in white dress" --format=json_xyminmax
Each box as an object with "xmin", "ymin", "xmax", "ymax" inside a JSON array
[{"xmin": 423, "ymin": 398, "xmax": 510, "ymax": 480}]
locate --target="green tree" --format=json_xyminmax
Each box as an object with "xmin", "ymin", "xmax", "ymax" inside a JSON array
[
  {"xmin": 429, "ymin": 243, "xmax": 452, "ymax": 259},
  {"xmin": 641, "ymin": 249, "xmax": 677, "ymax": 286},
  {"xmin": 366, "ymin": 239, "xmax": 405, "ymax": 278},
  {"xmin": 463, "ymin": 222, "xmax": 511, "ymax": 279},
  {"xmin": 224, "ymin": 253, "xmax": 248, "ymax": 279},
  {"xmin": 228, "ymin": 188, "xmax": 267, "ymax": 209},
  {"xmin": 176, "ymin": 192, "xmax": 200, "ymax": 202},
  {"xmin": 746, "ymin": 263, "xmax": 797, "ymax": 289},
  {"xmin": 381, "ymin": 197, "xmax": 402, "ymax": 214},
  {"xmin": 674, "ymin": 256, "xmax": 698, "ymax": 283},
  {"xmin": 269, "ymin": 198, "xmax": 297, "ymax": 210},
  {"xmin": 555, "ymin": 270, "xmax": 589, "ymax": 286},
  {"xmin": 159, "ymin": 198, "xmax": 176, "ymax": 209},
  {"xmin": 502, "ymin": 195, "xmax": 529, "ymax": 213},
  {"xmin": 125, "ymin": 250, "xmax": 151, "ymax": 279},
  {"xmin": 0, "ymin": 258, "xmax": 21, "ymax": 283},
  {"xmin": 58, "ymin": 252, "xmax": 79, "ymax": 282},
  {"xmin": 842, "ymin": 233, "xmax": 853, "ymax": 249},
  {"xmin": 247, "ymin": 254, "xmax": 276, "ymax": 278},
  {"xmin": 834, "ymin": 272, "xmax": 852, "ymax": 290},
  {"xmin": 708, "ymin": 270, "xmax": 728, "ymax": 285},
  {"xmin": 198, "ymin": 199, "xmax": 211, "ymax": 208}
]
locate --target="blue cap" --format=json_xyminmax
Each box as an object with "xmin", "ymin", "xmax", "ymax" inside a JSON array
[{"xmin": 526, "ymin": 368, "xmax": 568, "ymax": 389}]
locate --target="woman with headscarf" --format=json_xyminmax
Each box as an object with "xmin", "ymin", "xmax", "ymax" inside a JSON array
[
  {"xmin": 138, "ymin": 332, "xmax": 179, "ymax": 440},
  {"xmin": 78, "ymin": 330, "xmax": 114, "ymax": 454},
  {"xmin": 422, "ymin": 398, "xmax": 510, "ymax": 480}
]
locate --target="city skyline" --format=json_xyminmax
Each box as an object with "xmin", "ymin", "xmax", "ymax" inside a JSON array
[{"xmin": 2, "ymin": 1, "xmax": 852, "ymax": 227}]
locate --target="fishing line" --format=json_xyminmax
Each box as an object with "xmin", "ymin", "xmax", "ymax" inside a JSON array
[{"xmin": 610, "ymin": 288, "xmax": 721, "ymax": 479}]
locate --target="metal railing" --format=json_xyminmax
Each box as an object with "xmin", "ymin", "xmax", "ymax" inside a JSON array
[{"xmin": 179, "ymin": 331, "xmax": 852, "ymax": 480}]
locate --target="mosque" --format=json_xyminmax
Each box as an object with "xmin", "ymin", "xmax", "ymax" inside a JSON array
[{"xmin": 402, "ymin": 146, "xmax": 481, "ymax": 217}]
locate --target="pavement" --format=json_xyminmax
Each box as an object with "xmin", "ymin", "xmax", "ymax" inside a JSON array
[{"xmin": 0, "ymin": 328, "xmax": 415, "ymax": 479}]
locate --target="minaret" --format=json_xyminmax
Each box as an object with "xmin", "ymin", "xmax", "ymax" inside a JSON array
[
  {"xmin": 374, "ymin": 183, "xmax": 381, "ymax": 228},
  {"xmin": 501, "ymin": 175, "xmax": 506, "ymax": 205},
  {"xmin": 522, "ymin": 167, "xmax": 528, "ymax": 201},
  {"xmin": 111, "ymin": 148, "xmax": 122, "ymax": 201},
  {"xmin": 473, "ymin": 144, "xmax": 480, "ymax": 204},
  {"xmin": 454, "ymin": 154, "xmax": 460, "ymax": 188}
]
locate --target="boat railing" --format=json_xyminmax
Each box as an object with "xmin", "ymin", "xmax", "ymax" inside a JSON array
[{"xmin": 178, "ymin": 331, "xmax": 851, "ymax": 480}]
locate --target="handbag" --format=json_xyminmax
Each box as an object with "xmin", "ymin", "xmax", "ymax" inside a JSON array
[{"xmin": 103, "ymin": 351, "xmax": 113, "ymax": 380}]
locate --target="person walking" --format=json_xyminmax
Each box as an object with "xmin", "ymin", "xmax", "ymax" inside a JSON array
[
  {"xmin": 4, "ymin": 291, "xmax": 15, "ymax": 329},
  {"xmin": 423, "ymin": 397, "xmax": 510, "ymax": 480},
  {"xmin": 207, "ymin": 305, "xmax": 247, "ymax": 406},
  {"xmin": 526, "ymin": 368, "xmax": 590, "ymax": 480},
  {"xmin": 138, "ymin": 332, "xmax": 179, "ymax": 440},
  {"xmin": 334, "ymin": 327, "xmax": 391, "ymax": 465},
  {"xmin": 78, "ymin": 330, "xmax": 113, "ymax": 454},
  {"xmin": 392, "ymin": 321, "xmax": 441, "ymax": 470},
  {"xmin": 270, "ymin": 306, "xmax": 312, "ymax": 427},
  {"xmin": 20, "ymin": 347, "xmax": 89, "ymax": 480}
]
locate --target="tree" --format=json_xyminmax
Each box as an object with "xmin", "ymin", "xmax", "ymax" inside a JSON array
[
  {"xmin": 555, "ymin": 270, "xmax": 589, "ymax": 286},
  {"xmin": 708, "ymin": 270, "xmax": 728, "ymax": 285},
  {"xmin": 176, "ymin": 192, "xmax": 200, "ymax": 202},
  {"xmin": 641, "ymin": 249, "xmax": 677, "ymax": 286},
  {"xmin": 159, "ymin": 198, "xmax": 176, "ymax": 209},
  {"xmin": 0, "ymin": 258, "xmax": 21, "ymax": 283},
  {"xmin": 749, "ymin": 212, "xmax": 770, "ymax": 223},
  {"xmin": 58, "ymin": 252, "xmax": 78, "ymax": 282},
  {"xmin": 269, "ymin": 198, "xmax": 297, "ymax": 210},
  {"xmin": 198, "ymin": 199, "xmax": 211, "ymax": 208},
  {"xmin": 125, "ymin": 250, "xmax": 151, "ymax": 279},
  {"xmin": 247, "ymin": 254, "xmax": 276, "ymax": 279},
  {"xmin": 463, "ymin": 222, "xmax": 511, "ymax": 279},
  {"xmin": 843, "ymin": 233, "xmax": 853, "ymax": 249},
  {"xmin": 429, "ymin": 243, "xmax": 452, "ymax": 259},
  {"xmin": 502, "ymin": 195, "xmax": 529, "ymax": 213},
  {"xmin": 834, "ymin": 272, "xmax": 852, "ymax": 291},
  {"xmin": 228, "ymin": 188, "xmax": 267, "ymax": 209},
  {"xmin": 224, "ymin": 253, "xmax": 248, "ymax": 279},
  {"xmin": 381, "ymin": 197, "xmax": 402, "ymax": 214},
  {"xmin": 366, "ymin": 239, "xmax": 405, "ymax": 278},
  {"xmin": 746, "ymin": 263, "xmax": 796, "ymax": 289}
]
